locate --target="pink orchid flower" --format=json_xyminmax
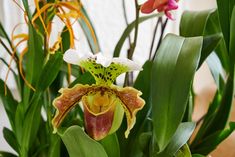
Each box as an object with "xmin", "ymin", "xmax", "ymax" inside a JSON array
[{"xmin": 141, "ymin": 0, "xmax": 179, "ymax": 20}]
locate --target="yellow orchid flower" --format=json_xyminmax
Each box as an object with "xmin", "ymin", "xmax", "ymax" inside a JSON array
[{"xmin": 52, "ymin": 50, "xmax": 145, "ymax": 140}]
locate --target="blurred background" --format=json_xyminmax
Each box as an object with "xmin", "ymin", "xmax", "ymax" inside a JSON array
[{"xmin": 0, "ymin": 0, "xmax": 234, "ymax": 156}]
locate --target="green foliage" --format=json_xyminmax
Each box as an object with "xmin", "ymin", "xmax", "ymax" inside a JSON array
[
  {"xmin": 156, "ymin": 123, "xmax": 195, "ymax": 157},
  {"xmin": 60, "ymin": 126, "xmax": 108, "ymax": 157},
  {"xmin": 180, "ymin": 4, "xmax": 235, "ymax": 156},
  {"xmin": 99, "ymin": 134, "xmax": 120, "ymax": 157},
  {"xmin": 192, "ymin": 122, "xmax": 235, "ymax": 155},
  {"xmin": 0, "ymin": 80, "xmax": 18, "ymax": 129},
  {"xmin": 174, "ymin": 145, "xmax": 192, "ymax": 157},
  {"xmin": 0, "ymin": 1, "xmax": 234, "ymax": 157},
  {"xmin": 151, "ymin": 34, "xmax": 202, "ymax": 152}
]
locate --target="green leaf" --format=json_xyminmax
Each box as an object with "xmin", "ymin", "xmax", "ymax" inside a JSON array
[
  {"xmin": 182, "ymin": 90, "xmax": 194, "ymax": 122},
  {"xmin": 191, "ymin": 91, "xmax": 221, "ymax": 147},
  {"xmin": 205, "ymin": 10, "xmax": 230, "ymax": 71},
  {"xmin": 37, "ymin": 52, "xmax": 63, "ymax": 91},
  {"xmin": 229, "ymin": 6, "xmax": 235, "ymax": 63},
  {"xmin": 21, "ymin": 93, "xmax": 42, "ymax": 156},
  {"xmin": 48, "ymin": 135, "xmax": 61, "ymax": 157},
  {"xmin": 14, "ymin": 102, "xmax": 24, "ymax": 145},
  {"xmin": 61, "ymin": 62, "xmax": 81, "ymax": 77},
  {"xmin": 139, "ymin": 132, "xmax": 152, "ymax": 155},
  {"xmin": 22, "ymin": 0, "xmax": 32, "ymax": 20},
  {"xmin": 180, "ymin": 10, "xmax": 215, "ymax": 37},
  {"xmin": 23, "ymin": 24, "xmax": 44, "ymax": 110},
  {"xmin": 174, "ymin": 145, "xmax": 192, "ymax": 157},
  {"xmin": 151, "ymin": 34, "xmax": 202, "ymax": 152},
  {"xmin": 0, "ymin": 22, "xmax": 6, "ymax": 38},
  {"xmin": 113, "ymin": 13, "xmax": 162, "ymax": 57},
  {"xmin": 192, "ymin": 154, "xmax": 206, "ymax": 157},
  {"xmin": 99, "ymin": 134, "xmax": 120, "ymax": 157},
  {"xmin": 157, "ymin": 122, "xmax": 195, "ymax": 157},
  {"xmin": 216, "ymin": 0, "xmax": 235, "ymax": 51},
  {"xmin": 206, "ymin": 52, "xmax": 225, "ymax": 91},
  {"xmin": 191, "ymin": 122, "xmax": 235, "ymax": 155},
  {"xmin": 0, "ymin": 152, "xmax": 17, "ymax": 157},
  {"xmin": 0, "ymin": 79, "xmax": 18, "ymax": 129},
  {"xmin": 61, "ymin": 27, "xmax": 71, "ymax": 53},
  {"xmin": 133, "ymin": 61, "xmax": 152, "ymax": 129},
  {"xmin": 78, "ymin": 5, "xmax": 100, "ymax": 53},
  {"xmin": 60, "ymin": 126, "xmax": 108, "ymax": 157},
  {"xmin": 0, "ymin": 22, "xmax": 11, "ymax": 44},
  {"xmin": 204, "ymin": 73, "xmax": 234, "ymax": 135},
  {"xmin": 180, "ymin": 10, "xmax": 226, "ymax": 69},
  {"xmin": 180, "ymin": 9, "xmax": 229, "ymax": 71},
  {"xmin": 199, "ymin": 34, "xmax": 222, "ymax": 67},
  {"xmin": 3, "ymin": 127, "xmax": 19, "ymax": 153},
  {"xmin": 122, "ymin": 61, "xmax": 153, "ymax": 157}
]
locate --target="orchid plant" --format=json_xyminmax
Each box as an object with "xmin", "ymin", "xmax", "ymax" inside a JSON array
[
  {"xmin": 52, "ymin": 50, "xmax": 145, "ymax": 140},
  {"xmin": 0, "ymin": 0, "xmax": 235, "ymax": 157}
]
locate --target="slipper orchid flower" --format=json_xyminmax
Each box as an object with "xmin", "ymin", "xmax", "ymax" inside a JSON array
[
  {"xmin": 52, "ymin": 49, "xmax": 145, "ymax": 140},
  {"xmin": 141, "ymin": 0, "xmax": 179, "ymax": 20}
]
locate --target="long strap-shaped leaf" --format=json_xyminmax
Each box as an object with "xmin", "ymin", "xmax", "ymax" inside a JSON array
[
  {"xmin": 180, "ymin": 9, "xmax": 227, "ymax": 71},
  {"xmin": 151, "ymin": 34, "xmax": 202, "ymax": 152}
]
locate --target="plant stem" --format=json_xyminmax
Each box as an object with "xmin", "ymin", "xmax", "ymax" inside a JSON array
[
  {"xmin": 124, "ymin": 0, "xmax": 140, "ymax": 86},
  {"xmin": 149, "ymin": 17, "xmax": 162, "ymax": 60},
  {"xmin": 128, "ymin": 0, "xmax": 140, "ymax": 59},
  {"xmin": 152, "ymin": 18, "xmax": 168, "ymax": 60},
  {"xmin": 122, "ymin": 0, "xmax": 131, "ymax": 46}
]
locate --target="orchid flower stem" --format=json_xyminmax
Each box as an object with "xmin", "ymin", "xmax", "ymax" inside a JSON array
[
  {"xmin": 122, "ymin": 0, "xmax": 131, "ymax": 46},
  {"xmin": 0, "ymin": 38, "xmax": 18, "ymax": 62},
  {"xmin": 124, "ymin": 0, "xmax": 140, "ymax": 86},
  {"xmin": 129, "ymin": 1, "xmax": 140, "ymax": 59},
  {"xmin": 149, "ymin": 17, "xmax": 161, "ymax": 60},
  {"xmin": 152, "ymin": 18, "xmax": 168, "ymax": 60}
]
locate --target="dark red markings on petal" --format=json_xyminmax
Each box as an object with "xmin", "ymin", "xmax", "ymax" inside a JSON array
[{"xmin": 84, "ymin": 104, "xmax": 115, "ymax": 140}]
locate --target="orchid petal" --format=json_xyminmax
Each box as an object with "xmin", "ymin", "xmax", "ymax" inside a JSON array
[
  {"xmin": 114, "ymin": 86, "xmax": 145, "ymax": 138},
  {"xmin": 112, "ymin": 57, "xmax": 142, "ymax": 71},
  {"xmin": 141, "ymin": 0, "xmax": 155, "ymax": 14},
  {"xmin": 52, "ymin": 84, "xmax": 91, "ymax": 132},
  {"xmin": 83, "ymin": 99, "xmax": 115, "ymax": 140},
  {"xmin": 95, "ymin": 53, "xmax": 112, "ymax": 68},
  {"xmin": 82, "ymin": 89, "xmax": 123, "ymax": 140},
  {"xmin": 63, "ymin": 49, "xmax": 81, "ymax": 65},
  {"xmin": 168, "ymin": 0, "xmax": 179, "ymax": 10},
  {"xmin": 153, "ymin": 0, "xmax": 168, "ymax": 9},
  {"xmin": 64, "ymin": 49, "xmax": 142, "ymax": 85},
  {"xmin": 141, "ymin": 0, "xmax": 179, "ymax": 20}
]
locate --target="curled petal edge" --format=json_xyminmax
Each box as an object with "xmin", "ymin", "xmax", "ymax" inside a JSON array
[
  {"xmin": 114, "ymin": 86, "xmax": 146, "ymax": 138},
  {"xmin": 52, "ymin": 84, "xmax": 91, "ymax": 133}
]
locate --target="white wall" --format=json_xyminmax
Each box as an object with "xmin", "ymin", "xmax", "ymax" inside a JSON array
[{"xmin": 0, "ymin": 0, "xmax": 216, "ymax": 153}]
